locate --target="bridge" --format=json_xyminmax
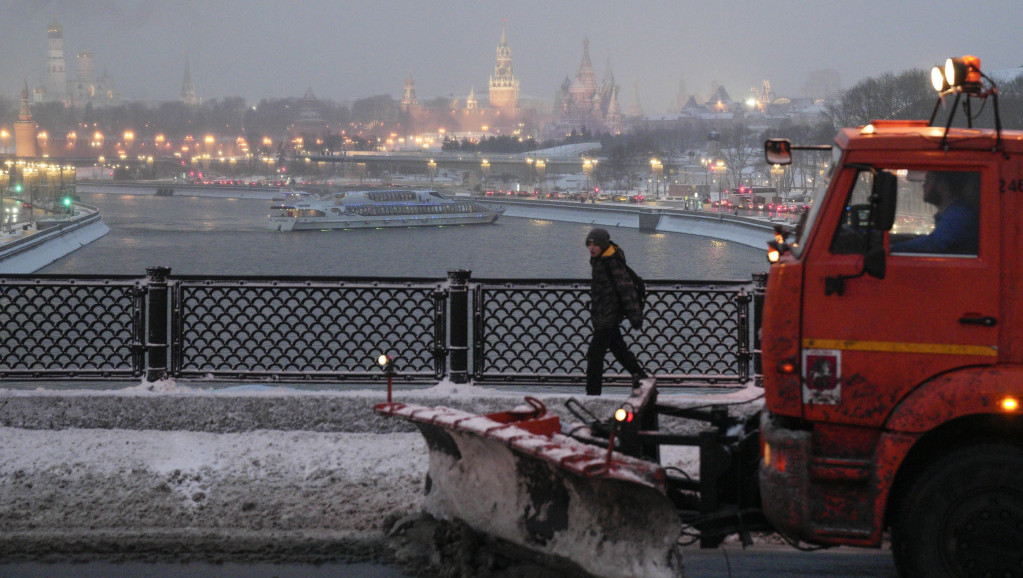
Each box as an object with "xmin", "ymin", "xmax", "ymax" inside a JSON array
[{"xmin": 300, "ymin": 142, "xmax": 604, "ymax": 185}]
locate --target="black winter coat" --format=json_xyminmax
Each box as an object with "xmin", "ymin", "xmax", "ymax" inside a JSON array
[{"xmin": 589, "ymin": 243, "xmax": 643, "ymax": 330}]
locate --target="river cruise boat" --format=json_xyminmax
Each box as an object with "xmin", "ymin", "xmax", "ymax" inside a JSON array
[{"xmin": 267, "ymin": 189, "xmax": 504, "ymax": 231}]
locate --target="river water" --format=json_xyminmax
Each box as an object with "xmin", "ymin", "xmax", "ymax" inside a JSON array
[{"xmin": 40, "ymin": 187, "xmax": 767, "ymax": 280}]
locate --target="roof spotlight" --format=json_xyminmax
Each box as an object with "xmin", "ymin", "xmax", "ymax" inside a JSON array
[
  {"xmin": 931, "ymin": 66, "xmax": 950, "ymax": 92},
  {"xmin": 944, "ymin": 55, "xmax": 982, "ymax": 93}
]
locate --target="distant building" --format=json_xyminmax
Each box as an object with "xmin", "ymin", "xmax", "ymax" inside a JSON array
[
  {"xmin": 397, "ymin": 26, "xmax": 534, "ymax": 146},
  {"xmin": 706, "ymin": 85, "xmax": 734, "ymax": 113},
  {"xmin": 803, "ymin": 69, "xmax": 841, "ymax": 101},
  {"xmin": 15, "ymin": 81, "xmax": 38, "ymax": 158},
  {"xmin": 46, "ymin": 20, "xmax": 67, "ymax": 104},
  {"xmin": 549, "ymin": 37, "xmax": 624, "ymax": 137},
  {"xmin": 488, "ymin": 27, "xmax": 519, "ymax": 111},
  {"xmin": 33, "ymin": 21, "xmax": 118, "ymax": 107},
  {"xmin": 181, "ymin": 58, "xmax": 197, "ymax": 106},
  {"xmin": 289, "ymin": 87, "xmax": 329, "ymax": 140},
  {"xmin": 400, "ymin": 71, "xmax": 418, "ymax": 109}
]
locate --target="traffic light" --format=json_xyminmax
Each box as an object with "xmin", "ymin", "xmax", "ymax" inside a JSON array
[{"xmin": 13, "ymin": 183, "xmax": 22, "ymax": 194}]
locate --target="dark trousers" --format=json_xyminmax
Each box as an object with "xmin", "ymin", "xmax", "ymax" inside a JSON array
[{"xmin": 586, "ymin": 325, "xmax": 644, "ymax": 396}]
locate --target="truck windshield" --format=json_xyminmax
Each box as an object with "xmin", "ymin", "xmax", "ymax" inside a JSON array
[{"xmin": 791, "ymin": 146, "xmax": 840, "ymax": 256}]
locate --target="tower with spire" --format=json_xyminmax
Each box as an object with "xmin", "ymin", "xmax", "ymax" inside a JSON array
[
  {"xmin": 488, "ymin": 26, "xmax": 519, "ymax": 111},
  {"xmin": 181, "ymin": 57, "xmax": 197, "ymax": 106},
  {"xmin": 401, "ymin": 71, "xmax": 418, "ymax": 110},
  {"xmin": 15, "ymin": 81, "xmax": 38, "ymax": 158}
]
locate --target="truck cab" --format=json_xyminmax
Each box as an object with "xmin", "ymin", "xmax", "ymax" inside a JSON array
[{"xmin": 759, "ymin": 59, "xmax": 1023, "ymax": 577}]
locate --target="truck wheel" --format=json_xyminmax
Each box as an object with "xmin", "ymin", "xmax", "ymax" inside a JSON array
[{"xmin": 891, "ymin": 444, "xmax": 1023, "ymax": 577}]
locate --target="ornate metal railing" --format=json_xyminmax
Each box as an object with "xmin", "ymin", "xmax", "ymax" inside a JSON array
[
  {"xmin": 170, "ymin": 274, "xmax": 447, "ymax": 382},
  {"xmin": 472, "ymin": 277, "xmax": 756, "ymax": 386},
  {"xmin": 0, "ymin": 275, "xmax": 145, "ymax": 379},
  {"xmin": 0, "ymin": 268, "xmax": 767, "ymax": 387}
]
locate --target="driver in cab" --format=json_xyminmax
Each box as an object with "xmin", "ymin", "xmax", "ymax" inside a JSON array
[{"xmin": 890, "ymin": 171, "xmax": 980, "ymax": 255}]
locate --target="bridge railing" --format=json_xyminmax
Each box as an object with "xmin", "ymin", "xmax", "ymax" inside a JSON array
[{"xmin": 0, "ymin": 268, "xmax": 767, "ymax": 387}]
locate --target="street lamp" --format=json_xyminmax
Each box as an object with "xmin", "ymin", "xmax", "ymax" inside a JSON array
[
  {"xmin": 770, "ymin": 164, "xmax": 785, "ymax": 205},
  {"xmin": 427, "ymin": 159, "xmax": 437, "ymax": 184},
  {"xmin": 650, "ymin": 158, "xmax": 663, "ymax": 200},
  {"xmin": 481, "ymin": 158, "xmax": 490, "ymax": 192},
  {"xmin": 535, "ymin": 159, "xmax": 546, "ymax": 195}
]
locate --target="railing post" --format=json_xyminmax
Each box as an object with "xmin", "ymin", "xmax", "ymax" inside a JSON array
[
  {"xmin": 447, "ymin": 269, "xmax": 471, "ymax": 384},
  {"xmin": 145, "ymin": 266, "xmax": 172, "ymax": 382},
  {"xmin": 752, "ymin": 272, "xmax": 768, "ymax": 387}
]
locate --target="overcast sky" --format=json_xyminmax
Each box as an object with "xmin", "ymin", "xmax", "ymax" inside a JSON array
[{"xmin": 2, "ymin": 0, "xmax": 1021, "ymax": 111}]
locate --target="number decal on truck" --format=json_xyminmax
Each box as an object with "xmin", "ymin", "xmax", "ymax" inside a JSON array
[{"xmin": 1000, "ymin": 178, "xmax": 1023, "ymax": 193}]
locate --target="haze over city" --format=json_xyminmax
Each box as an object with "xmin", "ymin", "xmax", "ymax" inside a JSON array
[{"xmin": 2, "ymin": 0, "xmax": 1021, "ymax": 108}]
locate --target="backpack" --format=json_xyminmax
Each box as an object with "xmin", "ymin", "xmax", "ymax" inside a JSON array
[{"xmin": 624, "ymin": 264, "xmax": 646, "ymax": 314}]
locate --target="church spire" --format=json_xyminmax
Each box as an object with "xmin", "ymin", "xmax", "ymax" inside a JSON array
[
  {"xmin": 576, "ymin": 37, "xmax": 597, "ymax": 94},
  {"xmin": 401, "ymin": 70, "xmax": 418, "ymax": 108},
  {"xmin": 181, "ymin": 56, "xmax": 197, "ymax": 106},
  {"xmin": 19, "ymin": 80, "xmax": 33, "ymax": 121}
]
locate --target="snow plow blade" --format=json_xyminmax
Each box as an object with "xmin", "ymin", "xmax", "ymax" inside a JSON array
[{"xmin": 375, "ymin": 398, "xmax": 683, "ymax": 578}]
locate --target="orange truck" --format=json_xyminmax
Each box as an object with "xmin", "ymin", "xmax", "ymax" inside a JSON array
[{"xmin": 377, "ymin": 55, "xmax": 1021, "ymax": 578}]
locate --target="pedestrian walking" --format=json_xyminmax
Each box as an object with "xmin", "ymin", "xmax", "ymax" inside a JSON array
[{"xmin": 584, "ymin": 228, "xmax": 653, "ymax": 396}]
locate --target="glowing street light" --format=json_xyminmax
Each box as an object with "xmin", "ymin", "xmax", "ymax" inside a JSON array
[{"xmin": 650, "ymin": 158, "xmax": 663, "ymax": 199}]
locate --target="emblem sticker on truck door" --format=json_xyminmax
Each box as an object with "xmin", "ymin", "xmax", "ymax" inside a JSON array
[{"xmin": 802, "ymin": 349, "xmax": 841, "ymax": 404}]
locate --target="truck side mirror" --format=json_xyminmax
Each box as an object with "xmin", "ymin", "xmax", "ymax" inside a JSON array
[
  {"xmin": 872, "ymin": 171, "xmax": 897, "ymax": 231},
  {"xmin": 864, "ymin": 237, "xmax": 886, "ymax": 279},
  {"xmin": 764, "ymin": 139, "xmax": 792, "ymax": 166}
]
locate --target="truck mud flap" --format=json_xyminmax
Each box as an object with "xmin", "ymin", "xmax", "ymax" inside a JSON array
[{"xmin": 376, "ymin": 400, "xmax": 684, "ymax": 578}]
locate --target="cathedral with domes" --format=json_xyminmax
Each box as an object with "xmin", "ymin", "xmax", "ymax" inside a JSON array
[{"xmin": 548, "ymin": 37, "xmax": 624, "ymax": 138}]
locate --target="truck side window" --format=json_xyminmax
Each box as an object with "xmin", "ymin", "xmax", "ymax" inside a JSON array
[
  {"xmin": 889, "ymin": 170, "xmax": 980, "ymax": 256},
  {"xmin": 830, "ymin": 171, "xmax": 875, "ymax": 254}
]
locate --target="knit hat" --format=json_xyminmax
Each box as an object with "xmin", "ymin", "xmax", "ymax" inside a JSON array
[{"xmin": 585, "ymin": 228, "xmax": 611, "ymax": 250}]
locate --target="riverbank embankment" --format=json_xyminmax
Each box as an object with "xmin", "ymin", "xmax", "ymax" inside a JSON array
[{"xmin": 0, "ymin": 204, "xmax": 109, "ymax": 273}]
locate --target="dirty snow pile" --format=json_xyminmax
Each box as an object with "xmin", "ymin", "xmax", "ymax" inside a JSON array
[{"xmin": 0, "ymin": 378, "xmax": 762, "ymax": 574}]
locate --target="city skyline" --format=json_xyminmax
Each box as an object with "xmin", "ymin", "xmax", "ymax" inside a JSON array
[{"xmin": 2, "ymin": 0, "xmax": 1021, "ymax": 109}]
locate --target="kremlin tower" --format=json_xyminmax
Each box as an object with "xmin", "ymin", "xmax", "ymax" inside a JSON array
[
  {"xmin": 15, "ymin": 81, "xmax": 38, "ymax": 158},
  {"xmin": 488, "ymin": 27, "xmax": 519, "ymax": 111}
]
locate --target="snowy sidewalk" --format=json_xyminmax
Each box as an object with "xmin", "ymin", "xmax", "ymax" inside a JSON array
[{"xmin": 0, "ymin": 380, "xmax": 760, "ymax": 562}]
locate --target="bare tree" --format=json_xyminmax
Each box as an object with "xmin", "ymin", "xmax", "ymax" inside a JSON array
[
  {"xmin": 823, "ymin": 69, "xmax": 932, "ymax": 127},
  {"xmin": 718, "ymin": 122, "xmax": 759, "ymax": 190}
]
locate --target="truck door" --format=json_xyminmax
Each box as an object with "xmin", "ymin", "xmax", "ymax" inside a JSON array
[{"xmin": 800, "ymin": 165, "xmax": 999, "ymax": 426}]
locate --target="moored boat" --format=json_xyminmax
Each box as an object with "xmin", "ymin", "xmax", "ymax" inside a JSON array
[{"xmin": 267, "ymin": 189, "xmax": 503, "ymax": 232}]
